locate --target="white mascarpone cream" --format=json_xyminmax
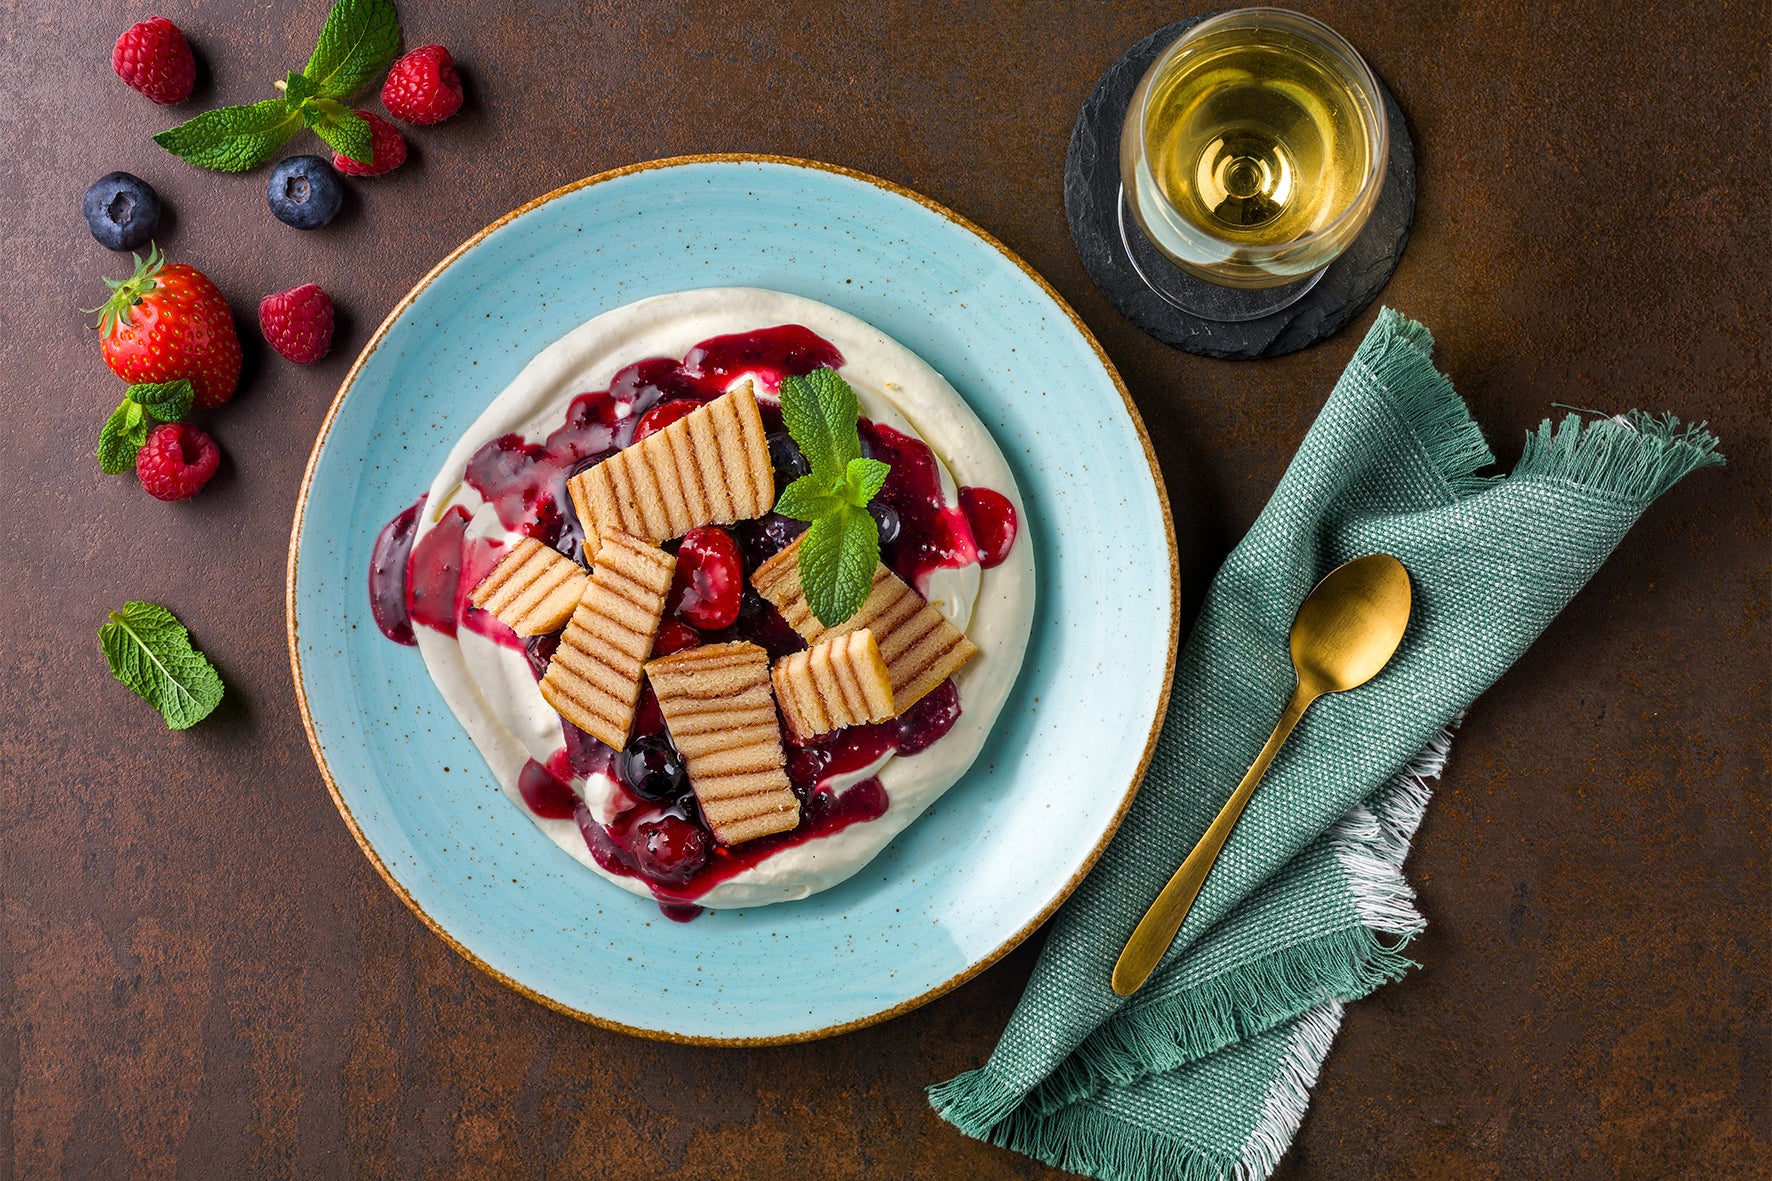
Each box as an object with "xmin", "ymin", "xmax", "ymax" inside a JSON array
[{"xmin": 409, "ymin": 288, "xmax": 1034, "ymax": 908}]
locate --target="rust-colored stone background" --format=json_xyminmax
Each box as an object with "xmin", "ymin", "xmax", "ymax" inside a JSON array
[{"xmin": 2, "ymin": 1, "xmax": 1766, "ymax": 1177}]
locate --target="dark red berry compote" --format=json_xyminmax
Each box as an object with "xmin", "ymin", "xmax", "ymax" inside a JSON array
[{"xmin": 369, "ymin": 313, "xmax": 1023, "ymax": 917}]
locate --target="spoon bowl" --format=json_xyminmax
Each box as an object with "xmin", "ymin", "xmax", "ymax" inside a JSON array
[{"xmin": 1291, "ymin": 554, "xmax": 1412, "ymax": 693}]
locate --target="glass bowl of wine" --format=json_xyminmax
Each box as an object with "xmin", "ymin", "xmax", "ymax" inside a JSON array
[{"xmin": 1119, "ymin": 8, "xmax": 1388, "ymax": 309}]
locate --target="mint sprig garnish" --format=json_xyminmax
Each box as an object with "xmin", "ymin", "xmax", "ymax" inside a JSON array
[
  {"xmin": 98, "ymin": 379, "xmax": 194, "ymax": 474},
  {"xmin": 153, "ymin": 0, "xmax": 400, "ymax": 172},
  {"xmin": 773, "ymin": 368, "xmax": 892, "ymax": 627},
  {"xmin": 99, "ymin": 601, "xmax": 225, "ymax": 730}
]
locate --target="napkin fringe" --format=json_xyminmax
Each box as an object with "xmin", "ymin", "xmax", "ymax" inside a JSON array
[
  {"xmin": 1515, "ymin": 410, "xmax": 1724, "ymax": 503},
  {"xmin": 1028, "ymin": 918, "xmax": 1413, "ymax": 1119},
  {"xmin": 1236, "ymin": 1001, "xmax": 1346, "ymax": 1181},
  {"xmin": 1355, "ymin": 308, "xmax": 1497, "ymax": 498},
  {"xmin": 974, "ymin": 1004, "xmax": 1346, "ymax": 1181},
  {"xmin": 927, "ymin": 1065, "xmax": 1026, "ymax": 1140},
  {"xmin": 1024, "ymin": 725, "xmax": 1455, "ymax": 1119}
]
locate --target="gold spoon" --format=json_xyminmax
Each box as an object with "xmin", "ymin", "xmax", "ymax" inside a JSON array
[{"xmin": 1111, "ymin": 554, "xmax": 1413, "ymax": 997}]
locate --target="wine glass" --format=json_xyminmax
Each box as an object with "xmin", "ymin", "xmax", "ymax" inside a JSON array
[{"xmin": 1118, "ymin": 8, "xmax": 1388, "ymax": 322}]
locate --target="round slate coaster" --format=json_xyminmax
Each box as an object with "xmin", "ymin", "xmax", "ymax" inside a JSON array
[{"xmin": 1065, "ymin": 18, "xmax": 1417, "ymax": 360}]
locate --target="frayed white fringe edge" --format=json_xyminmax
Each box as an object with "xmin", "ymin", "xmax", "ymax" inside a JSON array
[
  {"xmin": 1232, "ymin": 718, "xmax": 1462, "ymax": 1181},
  {"xmin": 1234, "ymin": 1001, "xmax": 1346, "ymax": 1181},
  {"xmin": 1327, "ymin": 720, "xmax": 1459, "ymax": 937}
]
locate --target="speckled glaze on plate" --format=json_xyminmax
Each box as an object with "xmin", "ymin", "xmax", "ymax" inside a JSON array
[{"xmin": 287, "ymin": 156, "xmax": 1178, "ymax": 1044}]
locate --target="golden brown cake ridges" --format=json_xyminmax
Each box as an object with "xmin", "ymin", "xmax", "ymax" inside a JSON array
[
  {"xmin": 645, "ymin": 641, "xmax": 799, "ymax": 845},
  {"xmin": 565, "ymin": 383, "xmax": 774, "ymax": 561},
  {"xmin": 537, "ymin": 530, "xmax": 676, "ymax": 749},
  {"xmin": 468, "ymin": 536, "xmax": 591, "ymax": 637},
  {"xmin": 772, "ymin": 629, "xmax": 896, "ymax": 742},
  {"xmin": 751, "ymin": 538, "xmax": 978, "ymax": 711}
]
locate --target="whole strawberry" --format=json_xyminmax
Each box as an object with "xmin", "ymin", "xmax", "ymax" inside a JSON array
[
  {"xmin": 332, "ymin": 111, "xmax": 406, "ymax": 177},
  {"xmin": 92, "ymin": 246, "xmax": 242, "ymax": 409},
  {"xmin": 137, "ymin": 423, "xmax": 220, "ymax": 500},
  {"xmin": 259, "ymin": 284, "xmax": 335, "ymax": 364},
  {"xmin": 382, "ymin": 44, "xmax": 464, "ymax": 125},
  {"xmin": 113, "ymin": 17, "xmax": 196, "ymax": 106}
]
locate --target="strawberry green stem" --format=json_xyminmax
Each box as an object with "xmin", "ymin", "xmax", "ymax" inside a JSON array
[{"xmin": 88, "ymin": 243, "xmax": 165, "ymax": 338}]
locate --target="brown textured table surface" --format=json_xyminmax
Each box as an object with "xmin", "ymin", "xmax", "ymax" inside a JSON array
[{"xmin": 3, "ymin": 1, "xmax": 1767, "ymax": 1177}]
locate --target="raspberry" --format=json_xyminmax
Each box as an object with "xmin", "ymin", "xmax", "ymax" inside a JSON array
[
  {"xmin": 259, "ymin": 283, "xmax": 335, "ymax": 364},
  {"xmin": 332, "ymin": 111, "xmax": 406, "ymax": 177},
  {"xmin": 113, "ymin": 17, "xmax": 196, "ymax": 105},
  {"xmin": 382, "ymin": 44, "xmax": 464, "ymax": 125},
  {"xmin": 136, "ymin": 424, "xmax": 220, "ymax": 501}
]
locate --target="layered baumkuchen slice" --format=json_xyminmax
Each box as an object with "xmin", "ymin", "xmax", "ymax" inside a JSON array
[
  {"xmin": 469, "ymin": 537, "xmax": 591, "ymax": 637},
  {"xmin": 751, "ymin": 538, "xmax": 978, "ymax": 711},
  {"xmin": 772, "ymin": 629, "xmax": 896, "ymax": 742},
  {"xmin": 565, "ymin": 384, "xmax": 774, "ymax": 562},
  {"xmin": 644, "ymin": 642, "xmax": 800, "ymax": 845},
  {"xmin": 537, "ymin": 530, "xmax": 676, "ymax": 749}
]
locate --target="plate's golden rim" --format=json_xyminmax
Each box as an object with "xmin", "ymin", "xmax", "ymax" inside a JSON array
[{"xmin": 285, "ymin": 153, "xmax": 1180, "ymax": 1047}]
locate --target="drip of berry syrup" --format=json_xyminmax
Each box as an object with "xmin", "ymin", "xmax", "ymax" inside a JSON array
[
  {"xmin": 959, "ymin": 486, "xmax": 1019, "ymax": 569},
  {"xmin": 369, "ymin": 496, "xmax": 423, "ymax": 644}
]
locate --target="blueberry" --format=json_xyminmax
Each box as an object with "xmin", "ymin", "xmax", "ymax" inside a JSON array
[
  {"xmin": 83, "ymin": 172, "xmax": 161, "ymax": 251},
  {"xmin": 734, "ymin": 513, "xmax": 808, "ymax": 569},
  {"xmin": 869, "ymin": 501, "xmax": 901, "ymax": 546},
  {"xmin": 767, "ymin": 431, "xmax": 810, "ymax": 484},
  {"xmin": 267, "ymin": 156, "xmax": 343, "ymax": 230},
  {"xmin": 622, "ymin": 733, "xmax": 688, "ymax": 802}
]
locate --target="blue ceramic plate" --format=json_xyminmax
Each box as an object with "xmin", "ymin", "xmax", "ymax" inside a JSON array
[{"xmin": 288, "ymin": 156, "xmax": 1177, "ymax": 1043}]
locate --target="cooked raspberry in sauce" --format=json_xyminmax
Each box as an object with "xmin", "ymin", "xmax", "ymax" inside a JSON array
[{"xmin": 371, "ymin": 324, "xmax": 1018, "ymax": 916}]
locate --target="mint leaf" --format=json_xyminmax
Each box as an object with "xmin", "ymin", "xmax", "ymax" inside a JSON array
[
  {"xmin": 98, "ymin": 602, "xmax": 225, "ymax": 730},
  {"xmin": 779, "ymin": 368, "xmax": 863, "ymax": 480},
  {"xmin": 304, "ymin": 99, "xmax": 371, "ymax": 163},
  {"xmin": 798, "ymin": 505, "xmax": 881, "ymax": 628},
  {"xmin": 129, "ymin": 379, "xmax": 194, "ymax": 422},
  {"xmin": 773, "ymin": 472, "xmax": 842, "ymax": 522},
  {"xmin": 283, "ymin": 70, "xmax": 318, "ymax": 106},
  {"xmin": 99, "ymin": 380, "xmax": 194, "ymax": 475},
  {"xmin": 841, "ymin": 457, "xmax": 891, "ymax": 508},
  {"xmin": 304, "ymin": 0, "xmax": 402, "ymax": 99},
  {"xmin": 154, "ymin": 99, "xmax": 303, "ymax": 173},
  {"xmin": 98, "ymin": 402, "xmax": 149, "ymax": 474},
  {"xmin": 773, "ymin": 368, "xmax": 892, "ymax": 626}
]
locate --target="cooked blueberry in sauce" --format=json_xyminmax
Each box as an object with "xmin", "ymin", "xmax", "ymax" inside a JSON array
[
  {"xmin": 767, "ymin": 430, "xmax": 810, "ymax": 483},
  {"xmin": 622, "ymin": 733, "xmax": 689, "ymax": 802},
  {"xmin": 869, "ymin": 500, "xmax": 901, "ymax": 547}
]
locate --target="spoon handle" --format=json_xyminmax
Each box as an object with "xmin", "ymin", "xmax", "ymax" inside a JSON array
[{"xmin": 1111, "ymin": 682, "xmax": 1316, "ymax": 997}]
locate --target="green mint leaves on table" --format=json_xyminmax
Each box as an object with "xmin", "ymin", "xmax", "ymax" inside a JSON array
[
  {"xmin": 154, "ymin": 0, "xmax": 400, "ymax": 172},
  {"xmin": 773, "ymin": 368, "xmax": 893, "ymax": 628},
  {"xmin": 98, "ymin": 379, "xmax": 195, "ymax": 474},
  {"xmin": 99, "ymin": 602, "xmax": 225, "ymax": 730}
]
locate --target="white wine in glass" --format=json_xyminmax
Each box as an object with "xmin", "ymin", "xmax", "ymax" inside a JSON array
[{"xmin": 1121, "ymin": 8, "xmax": 1387, "ymax": 291}]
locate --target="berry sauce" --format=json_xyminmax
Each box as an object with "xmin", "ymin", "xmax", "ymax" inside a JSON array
[
  {"xmin": 369, "ymin": 323, "xmax": 1013, "ymax": 916},
  {"xmin": 860, "ymin": 420, "xmax": 980, "ymax": 594},
  {"xmin": 405, "ymin": 505, "xmax": 472, "ymax": 637},
  {"xmin": 517, "ymin": 757, "xmax": 580, "ymax": 820},
  {"xmin": 369, "ymin": 496, "xmax": 423, "ymax": 644},
  {"xmin": 959, "ymin": 486, "xmax": 1019, "ymax": 569}
]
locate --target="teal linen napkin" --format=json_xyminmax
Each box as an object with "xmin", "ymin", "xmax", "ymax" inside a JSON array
[{"xmin": 929, "ymin": 309, "xmax": 1722, "ymax": 1180}]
